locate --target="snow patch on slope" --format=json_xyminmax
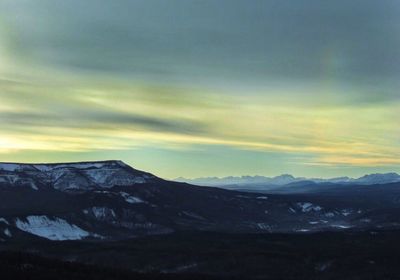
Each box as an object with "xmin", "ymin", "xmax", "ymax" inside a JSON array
[
  {"xmin": 256, "ymin": 223, "xmax": 271, "ymax": 231},
  {"xmin": 84, "ymin": 207, "xmax": 117, "ymax": 221},
  {"xmin": 15, "ymin": 216, "xmax": 90, "ymax": 241},
  {"xmin": 341, "ymin": 209, "xmax": 353, "ymax": 216},
  {"xmin": 296, "ymin": 202, "xmax": 322, "ymax": 212},
  {"xmin": 120, "ymin": 192, "xmax": 145, "ymax": 204},
  {"xmin": 3, "ymin": 228, "xmax": 11, "ymax": 237},
  {"xmin": 331, "ymin": 224, "xmax": 352, "ymax": 229}
]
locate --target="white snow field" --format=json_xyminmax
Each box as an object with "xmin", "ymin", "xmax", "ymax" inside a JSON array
[{"xmin": 15, "ymin": 215, "xmax": 90, "ymax": 241}]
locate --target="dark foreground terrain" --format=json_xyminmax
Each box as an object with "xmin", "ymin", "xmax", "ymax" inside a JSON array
[
  {"xmin": 2, "ymin": 230, "xmax": 400, "ymax": 280},
  {"xmin": 2, "ymin": 161, "xmax": 400, "ymax": 279}
]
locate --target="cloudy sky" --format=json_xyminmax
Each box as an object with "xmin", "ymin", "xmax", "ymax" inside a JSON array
[{"xmin": 0, "ymin": 0, "xmax": 399, "ymax": 178}]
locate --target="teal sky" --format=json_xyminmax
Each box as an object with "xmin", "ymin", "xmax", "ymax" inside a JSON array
[{"xmin": 0, "ymin": 0, "xmax": 399, "ymax": 179}]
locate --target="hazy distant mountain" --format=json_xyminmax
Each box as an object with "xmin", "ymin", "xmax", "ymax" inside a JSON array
[
  {"xmin": 355, "ymin": 173, "xmax": 400, "ymax": 185},
  {"xmin": 175, "ymin": 173, "xmax": 400, "ymax": 189},
  {"xmin": 174, "ymin": 174, "xmax": 304, "ymax": 187}
]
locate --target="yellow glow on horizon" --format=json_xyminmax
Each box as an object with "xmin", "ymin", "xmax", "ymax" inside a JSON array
[
  {"xmin": 1, "ymin": 98, "xmax": 399, "ymax": 168},
  {"xmin": 0, "ymin": 54, "xmax": 399, "ymax": 170}
]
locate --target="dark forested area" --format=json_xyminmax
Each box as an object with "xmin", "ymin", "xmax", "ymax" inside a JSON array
[{"xmin": 2, "ymin": 230, "xmax": 400, "ymax": 279}]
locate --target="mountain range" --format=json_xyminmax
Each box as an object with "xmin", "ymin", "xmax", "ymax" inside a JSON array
[
  {"xmin": 175, "ymin": 173, "xmax": 400, "ymax": 190},
  {"xmin": 1, "ymin": 160, "xmax": 400, "ymax": 244}
]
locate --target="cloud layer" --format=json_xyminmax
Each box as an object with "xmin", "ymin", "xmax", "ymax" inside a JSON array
[{"xmin": 0, "ymin": 0, "xmax": 399, "ymax": 177}]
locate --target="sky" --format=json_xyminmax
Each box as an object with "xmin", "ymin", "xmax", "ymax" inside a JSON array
[{"xmin": 0, "ymin": 0, "xmax": 399, "ymax": 179}]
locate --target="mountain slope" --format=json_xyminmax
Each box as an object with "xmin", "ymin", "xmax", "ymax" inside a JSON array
[{"xmin": 1, "ymin": 161, "xmax": 400, "ymax": 242}]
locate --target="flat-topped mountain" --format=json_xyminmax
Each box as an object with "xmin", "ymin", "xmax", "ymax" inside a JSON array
[{"xmin": 0, "ymin": 160, "xmax": 157, "ymax": 191}]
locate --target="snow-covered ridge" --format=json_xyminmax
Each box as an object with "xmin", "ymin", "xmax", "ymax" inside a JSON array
[
  {"xmin": 0, "ymin": 160, "xmax": 156, "ymax": 191},
  {"xmin": 0, "ymin": 160, "xmax": 127, "ymax": 172}
]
